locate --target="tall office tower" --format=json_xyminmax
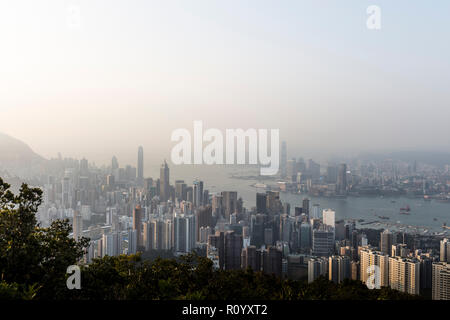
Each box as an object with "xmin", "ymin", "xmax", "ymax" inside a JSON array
[
  {"xmin": 133, "ymin": 205, "xmax": 143, "ymax": 249},
  {"xmin": 360, "ymin": 247, "xmax": 389, "ymax": 288},
  {"xmin": 208, "ymin": 231, "xmax": 225, "ymax": 269},
  {"xmin": 329, "ymin": 255, "xmax": 351, "ymax": 284},
  {"xmin": 308, "ymin": 159, "xmax": 320, "ymax": 181},
  {"xmin": 143, "ymin": 221, "xmax": 154, "ymax": 251},
  {"xmin": 106, "ymin": 174, "xmax": 115, "ymax": 188},
  {"xmin": 160, "ymin": 160, "xmax": 170, "ymax": 202},
  {"xmin": 312, "ymin": 227, "xmax": 334, "ymax": 257},
  {"xmin": 62, "ymin": 176, "xmax": 71, "ymax": 209},
  {"xmin": 351, "ymin": 261, "xmax": 360, "ymax": 280},
  {"xmin": 73, "ymin": 210, "xmax": 83, "ymax": 241},
  {"xmin": 137, "ymin": 146, "xmax": 144, "ymax": 186},
  {"xmin": 224, "ymin": 231, "xmax": 243, "ymax": 270},
  {"xmin": 322, "ymin": 209, "xmax": 335, "ymax": 229},
  {"xmin": 326, "ymin": 165, "xmax": 338, "ymax": 183},
  {"xmin": 418, "ymin": 256, "xmax": 433, "ymax": 291},
  {"xmin": 335, "ymin": 220, "xmax": 346, "ymax": 241},
  {"xmin": 125, "ymin": 165, "xmax": 137, "ymax": 181},
  {"xmin": 266, "ymin": 191, "xmax": 282, "ymax": 215},
  {"xmin": 203, "ymin": 190, "xmax": 209, "ymax": 206},
  {"xmin": 337, "ymin": 163, "xmax": 347, "ymax": 195},
  {"xmin": 256, "ymin": 193, "xmax": 267, "ymax": 214},
  {"xmin": 211, "ymin": 194, "xmax": 223, "ymax": 218},
  {"xmin": 241, "ymin": 245, "xmax": 261, "ymax": 271},
  {"xmin": 102, "ymin": 232, "xmax": 122, "ymax": 257},
  {"xmin": 308, "ymin": 257, "xmax": 328, "ymax": 283},
  {"xmin": 286, "ymin": 159, "xmax": 297, "ymax": 182},
  {"xmin": 152, "ymin": 219, "xmax": 166, "ymax": 250},
  {"xmin": 432, "ymin": 262, "xmax": 450, "ymax": 300},
  {"xmin": 221, "ymin": 191, "xmax": 237, "ymax": 220},
  {"xmin": 195, "ymin": 205, "xmax": 213, "ymax": 241},
  {"xmin": 388, "ymin": 256, "xmax": 420, "ymax": 295},
  {"xmin": 300, "ymin": 222, "xmax": 311, "ymax": 250},
  {"xmin": 380, "ymin": 229, "xmax": 394, "ymax": 255},
  {"xmin": 163, "ymin": 219, "xmax": 173, "ymax": 250},
  {"xmin": 392, "ymin": 243, "xmax": 410, "ymax": 258},
  {"xmin": 80, "ymin": 158, "xmax": 89, "ymax": 177},
  {"xmin": 311, "ymin": 203, "xmax": 320, "ymax": 219},
  {"xmin": 263, "ymin": 228, "xmax": 273, "ymax": 246},
  {"xmin": 302, "ymin": 198, "xmax": 310, "ymax": 218},
  {"xmin": 262, "ymin": 246, "xmax": 282, "ymax": 277},
  {"xmin": 279, "ymin": 141, "xmax": 287, "ymax": 178},
  {"xmin": 127, "ymin": 230, "xmax": 137, "ymax": 254},
  {"xmin": 175, "ymin": 180, "xmax": 186, "ymax": 202},
  {"xmin": 199, "ymin": 226, "xmax": 213, "ymax": 244},
  {"xmin": 111, "ymin": 156, "xmax": 119, "ymax": 171},
  {"xmin": 193, "ymin": 180, "xmax": 204, "ymax": 207},
  {"xmin": 174, "ymin": 214, "xmax": 196, "ymax": 253},
  {"xmin": 440, "ymin": 238, "xmax": 450, "ymax": 262}
]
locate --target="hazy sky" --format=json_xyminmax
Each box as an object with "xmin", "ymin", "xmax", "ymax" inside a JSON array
[{"xmin": 1, "ymin": 0, "xmax": 449, "ymax": 166}]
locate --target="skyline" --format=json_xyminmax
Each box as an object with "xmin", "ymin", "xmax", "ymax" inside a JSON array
[{"xmin": 1, "ymin": 1, "xmax": 450, "ymax": 165}]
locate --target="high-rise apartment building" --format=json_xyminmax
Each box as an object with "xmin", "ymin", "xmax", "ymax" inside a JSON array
[
  {"xmin": 380, "ymin": 229, "xmax": 394, "ymax": 255},
  {"xmin": 241, "ymin": 245, "xmax": 262, "ymax": 271},
  {"xmin": 322, "ymin": 209, "xmax": 335, "ymax": 229},
  {"xmin": 440, "ymin": 238, "xmax": 450, "ymax": 262},
  {"xmin": 312, "ymin": 227, "xmax": 334, "ymax": 257},
  {"xmin": 160, "ymin": 160, "xmax": 170, "ymax": 202},
  {"xmin": 137, "ymin": 146, "xmax": 144, "ymax": 186},
  {"xmin": 337, "ymin": 163, "xmax": 347, "ymax": 195},
  {"xmin": 308, "ymin": 257, "xmax": 328, "ymax": 283},
  {"xmin": 221, "ymin": 191, "xmax": 237, "ymax": 220},
  {"xmin": 389, "ymin": 256, "xmax": 420, "ymax": 295},
  {"xmin": 133, "ymin": 205, "xmax": 143, "ymax": 249},
  {"xmin": 329, "ymin": 255, "xmax": 351, "ymax": 284},
  {"xmin": 360, "ymin": 246, "xmax": 389, "ymax": 288},
  {"xmin": 432, "ymin": 262, "xmax": 450, "ymax": 300}
]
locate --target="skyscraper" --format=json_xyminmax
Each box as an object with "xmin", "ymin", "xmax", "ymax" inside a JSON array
[
  {"xmin": 312, "ymin": 227, "xmax": 334, "ymax": 257},
  {"xmin": 241, "ymin": 245, "xmax": 261, "ymax": 271},
  {"xmin": 224, "ymin": 230, "xmax": 243, "ymax": 270},
  {"xmin": 432, "ymin": 262, "xmax": 450, "ymax": 300},
  {"xmin": 322, "ymin": 209, "xmax": 335, "ymax": 229},
  {"xmin": 380, "ymin": 229, "xmax": 394, "ymax": 255},
  {"xmin": 193, "ymin": 180, "xmax": 204, "ymax": 207},
  {"xmin": 302, "ymin": 198, "xmax": 310, "ymax": 218},
  {"xmin": 174, "ymin": 213, "xmax": 196, "ymax": 253},
  {"xmin": 337, "ymin": 163, "xmax": 347, "ymax": 195},
  {"xmin": 389, "ymin": 256, "xmax": 420, "ymax": 295},
  {"xmin": 329, "ymin": 255, "xmax": 351, "ymax": 284},
  {"xmin": 280, "ymin": 141, "xmax": 287, "ymax": 178},
  {"xmin": 360, "ymin": 247, "xmax": 389, "ymax": 288},
  {"xmin": 160, "ymin": 160, "xmax": 170, "ymax": 202},
  {"xmin": 308, "ymin": 257, "xmax": 328, "ymax": 283},
  {"xmin": 133, "ymin": 205, "xmax": 143, "ymax": 250},
  {"xmin": 73, "ymin": 210, "xmax": 83, "ymax": 241},
  {"xmin": 256, "ymin": 193, "xmax": 267, "ymax": 214},
  {"xmin": 440, "ymin": 238, "xmax": 450, "ymax": 262},
  {"xmin": 221, "ymin": 191, "xmax": 237, "ymax": 220},
  {"xmin": 137, "ymin": 146, "xmax": 144, "ymax": 186},
  {"xmin": 262, "ymin": 246, "xmax": 282, "ymax": 277},
  {"xmin": 111, "ymin": 156, "xmax": 119, "ymax": 171}
]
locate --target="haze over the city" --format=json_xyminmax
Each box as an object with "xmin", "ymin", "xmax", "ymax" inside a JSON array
[{"xmin": 1, "ymin": 0, "xmax": 449, "ymax": 166}]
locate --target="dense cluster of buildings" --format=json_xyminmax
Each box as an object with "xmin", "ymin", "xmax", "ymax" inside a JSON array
[
  {"xmin": 36, "ymin": 147, "xmax": 450, "ymax": 300},
  {"xmin": 278, "ymin": 142, "xmax": 450, "ymax": 200}
]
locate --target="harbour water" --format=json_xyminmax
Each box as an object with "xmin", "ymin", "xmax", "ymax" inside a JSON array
[{"xmin": 148, "ymin": 164, "xmax": 450, "ymax": 234}]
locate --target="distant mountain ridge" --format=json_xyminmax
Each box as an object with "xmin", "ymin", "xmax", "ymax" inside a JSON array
[{"xmin": 0, "ymin": 132, "xmax": 46, "ymax": 177}]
